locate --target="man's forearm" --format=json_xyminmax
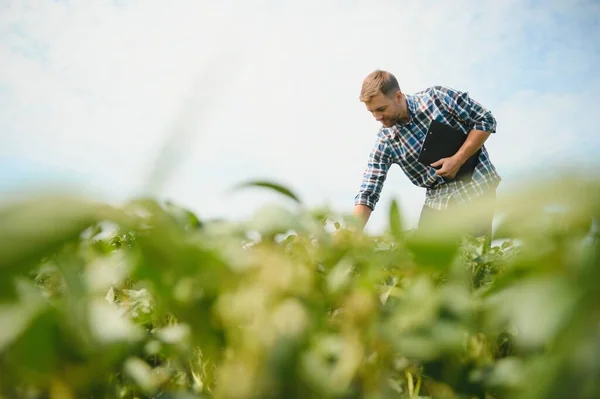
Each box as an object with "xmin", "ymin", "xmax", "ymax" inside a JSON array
[
  {"xmin": 453, "ymin": 129, "xmax": 491, "ymax": 164},
  {"xmin": 353, "ymin": 204, "xmax": 372, "ymax": 229}
]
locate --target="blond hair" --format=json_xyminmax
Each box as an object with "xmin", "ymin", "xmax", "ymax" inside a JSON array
[{"xmin": 359, "ymin": 70, "xmax": 400, "ymax": 102}]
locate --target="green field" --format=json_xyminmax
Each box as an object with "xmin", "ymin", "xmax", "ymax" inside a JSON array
[{"xmin": 0, "ymin": 175, "xmax": 598, "ymax": 399}]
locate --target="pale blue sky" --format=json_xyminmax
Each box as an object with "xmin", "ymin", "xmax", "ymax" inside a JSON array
[{"xmin": 0, "ymin": 0, "xmax": 599, "ymax": 233}]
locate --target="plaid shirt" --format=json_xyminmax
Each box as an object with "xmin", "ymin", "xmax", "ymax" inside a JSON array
[{"xmin": 354, "ymin": 85, "xmax": 501, "ymax": 211}]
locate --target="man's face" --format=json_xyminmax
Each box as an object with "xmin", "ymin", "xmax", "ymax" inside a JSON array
[{"xmin": 364, "ymin": 90, "xmax": 404, "ymax": 128}]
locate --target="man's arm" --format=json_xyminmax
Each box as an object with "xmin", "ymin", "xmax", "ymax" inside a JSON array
[
  {"xmin": 353, "ymin": 204, "xmax": 373, "ymax": 229},
  {"xmin": 353, "ymin": 134, "xmax": 392, "ymax": 229},
  {"xmin": 430, "ymin": 87, "xmax": 497, "ymax": 179},
  {"xmin": 453, "ymin": 129, "xmax": 491, "ymax": 164}
]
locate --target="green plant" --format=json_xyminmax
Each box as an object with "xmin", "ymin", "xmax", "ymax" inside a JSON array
[{"xmin": 0, "ymin": 175, "xmax": 598, "ymax": 399}]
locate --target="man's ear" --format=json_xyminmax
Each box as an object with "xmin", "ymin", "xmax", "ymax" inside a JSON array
[{"xmin": 395, "ymin": 90, "xmax": 403, "ymax": 103}]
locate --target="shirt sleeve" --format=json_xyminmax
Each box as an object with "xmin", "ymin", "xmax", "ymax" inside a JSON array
[
  {"xmin": 354, "ymin": 134, "xmax": 393, "ymax": 211},
  {"xmin": 433, "ymin": 86, "xmax": 497, "ymax": 133}
]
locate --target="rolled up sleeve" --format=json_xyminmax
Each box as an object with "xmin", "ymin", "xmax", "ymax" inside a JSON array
[
  {"xmin": 354, "ymin": 135, "xmax": 392, "ymax": 210},
  {"xmin": 434, "ymin": 86, "xmax": 497, "ymax": 133}
]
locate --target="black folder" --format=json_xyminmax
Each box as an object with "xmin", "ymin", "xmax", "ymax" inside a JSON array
[{"xmin": 417, "ymin": 120, "xmax": 481, "ymax": 183}]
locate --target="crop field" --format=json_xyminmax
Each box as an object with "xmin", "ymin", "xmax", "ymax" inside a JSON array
[{"xmin": 0, "ymin": 175, "xmax": 598, "ymax": 399}]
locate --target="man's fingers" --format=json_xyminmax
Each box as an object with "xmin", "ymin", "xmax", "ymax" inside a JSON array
[{"xmin": 430, "ymin": 158, "xmax": 445, "ymax": 168}]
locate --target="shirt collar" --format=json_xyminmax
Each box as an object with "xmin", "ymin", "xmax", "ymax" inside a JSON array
[{"xmin": 402, "ymin": 94, "xmax": 416, "ymax": 125}]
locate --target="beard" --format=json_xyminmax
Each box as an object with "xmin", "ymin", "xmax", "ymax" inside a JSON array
[
  {"xmin": 381, "ymin": 116, "xmax": 398, "ymax": 127},
  {"xmin": 382, "ymin": 107, "xmax": 409, "ymax": 127}
]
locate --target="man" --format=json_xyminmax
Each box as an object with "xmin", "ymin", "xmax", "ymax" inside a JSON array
[{"xmin": 353, "ymin": 70, "xmax": 501, "ymax": 239}]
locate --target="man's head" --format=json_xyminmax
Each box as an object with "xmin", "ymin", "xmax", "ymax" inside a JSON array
[{"xmin": 359, "ymin": 70, "xmax": 408, "ymax": 127}]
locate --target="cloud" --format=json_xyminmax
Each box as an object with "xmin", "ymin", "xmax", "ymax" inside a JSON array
[{"xmin": 0, "ymin": 0, "xmax": 598, "ymax": 234}]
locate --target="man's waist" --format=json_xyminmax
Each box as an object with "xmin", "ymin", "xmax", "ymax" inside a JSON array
[{"xmin": 427, "ymin": 173, "xmax": 500, "ymax": 197}]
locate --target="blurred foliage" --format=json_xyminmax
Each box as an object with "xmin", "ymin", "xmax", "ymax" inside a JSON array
[{"xmin": 0, "ymin": 175, "xmax": 598, "ymax": 399}]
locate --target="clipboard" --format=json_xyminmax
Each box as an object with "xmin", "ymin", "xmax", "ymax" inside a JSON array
[{"xmin": 417, "ymin": 120, "xmax": 481, "ymax": 183}]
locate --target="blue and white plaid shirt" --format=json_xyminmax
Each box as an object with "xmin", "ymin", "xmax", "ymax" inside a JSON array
[{"xmin": 354, "ymin": 85, "xmax": 501, "ymax": 211}]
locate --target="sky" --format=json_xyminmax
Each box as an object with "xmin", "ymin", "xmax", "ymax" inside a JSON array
[{"xmin": 0, "ymin": 0, "xmax": 599, "ymax": 234}]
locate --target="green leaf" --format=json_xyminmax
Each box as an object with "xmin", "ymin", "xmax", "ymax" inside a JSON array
[
  {"xmin": 405, "ymin": 231, "xmax": 462, "ymax": 272},
  {"xmin": 229, "ymin": 180, "xmax": 302, "ymax": 204},
  {"xmin": 389, "ymin": 199, "xmax": 404, "ymax": 240},
  {"xmin": 0, "ymin": 279, "xmax": 47, "ymax": 351},
  {"xmin": 0, "ymin": 195, "xmax": 125, "ymax": 273}
]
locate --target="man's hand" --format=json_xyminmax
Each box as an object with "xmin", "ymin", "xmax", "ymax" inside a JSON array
[
  {"xmin": 430, "ymin": 156, "xmax": 464, "ymax": 179},
  {"xmin": 430, "ymin": 129, "xmax": 492, "ymax": 179}
]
